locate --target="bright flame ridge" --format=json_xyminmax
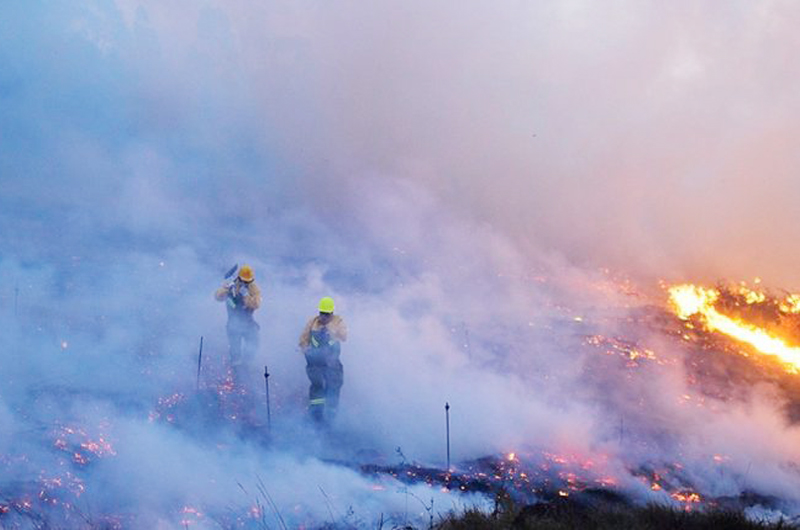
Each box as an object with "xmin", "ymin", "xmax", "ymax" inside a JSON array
[{"xmin": 668, "ymin": 284, "xmax": 800, "ymax": 371}]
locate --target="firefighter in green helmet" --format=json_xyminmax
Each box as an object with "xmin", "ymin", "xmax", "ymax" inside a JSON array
[{"xmin": 298, "ymin": 297, "xmax": 347, "ymax": 424}]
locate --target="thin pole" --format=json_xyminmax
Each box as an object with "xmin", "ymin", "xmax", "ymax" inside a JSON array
[
  {"xmin": 445, "ymin": 402, "xmax": 451, "ymax": 471},
  {"xmin": 264, "ymin": 365, "xmax": 272, "ymax": 431},
  {"xmin": 196, "ymin": 336, "xmax": 204, "ymax": 391}
]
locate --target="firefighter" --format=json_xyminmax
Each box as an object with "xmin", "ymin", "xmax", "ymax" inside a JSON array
[
  {"xmin": 215, "ymin": 264, "xmax": 261, "ymax": 369},
  {"xmin": 298, "ymin": 297, "xmax": 347, "ymax": 424}
]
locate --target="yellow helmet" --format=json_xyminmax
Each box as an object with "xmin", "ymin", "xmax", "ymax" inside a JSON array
[
  {"xmin": 238, "ymin": 264, "xmax": 255, "ymax": 283},
  {"xmin": 318, "ymin": 296, "xmax": 335, "ymax": 314}
]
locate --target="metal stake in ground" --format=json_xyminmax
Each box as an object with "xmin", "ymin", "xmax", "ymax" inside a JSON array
[
  {"xmin": 196, "ymin": 336, "xmax": 204, "ymax": 391},
  {"xmin": 264, "ymin": 365, "xmax": 272, "ymax": 432},
  {"xmin": 445, "ymin": 402, "xmax": 451, "ymax": 471}
]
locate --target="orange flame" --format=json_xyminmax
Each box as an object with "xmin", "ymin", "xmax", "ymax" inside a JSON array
[
  {"xmin": 669, "ymin": 284, "xmax": 800, "ymax": 372},
  {"xmin": 668, "ymin": 284, "xmax": 800, "ymax": 371}
]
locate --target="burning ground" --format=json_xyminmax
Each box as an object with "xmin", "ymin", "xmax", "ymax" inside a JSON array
[
  {"xmin": 4, "ymin": 265, "xmax": 800, "ymax": 528},
  {"xmin": 359, "ymin": 280, "xmax": 800, "ymax": 520}
]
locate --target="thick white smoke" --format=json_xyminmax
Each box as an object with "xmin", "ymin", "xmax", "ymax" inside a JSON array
[{"xmin": 3, "ymin": 1, "xmax": 800, "ymax": 527}]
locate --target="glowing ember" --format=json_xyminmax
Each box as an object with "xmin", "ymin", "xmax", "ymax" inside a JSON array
[
  {"xmin": 149, "ymin": 392, "xmax": 187, "ymax": 423},
  {"xmin": 584, "ymin": 335, "xmax": 667, "ymax": 366},
  {"xmin": 780, "ymin": 294, "xmax": 800, "ymax": 314},
  {"xmin": 80, "ymin": 438, "xmax": 116, "ymax": 457},
  {"xmin": 47, "ymin": 423, "xmax": 118, "ymax": 474},
  {"xmin": 668, "ymin": 284, "xmax": 800, "ymax": 371},
  {"xmin": 180, "ymin": 505, "xmax": 204, "ymax": 526},
  {"xmin": 736, "ymin": 283, "xmax": 766, "ymax": 304},
  {"xmin": 671, "ymin": 490, "xmax": 702, "ymax": 503}
]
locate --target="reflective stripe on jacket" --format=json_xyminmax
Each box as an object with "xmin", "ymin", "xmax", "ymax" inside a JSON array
[{"xmin": 299, "ymin": 314, "xmax": 347, "ymax": 350}]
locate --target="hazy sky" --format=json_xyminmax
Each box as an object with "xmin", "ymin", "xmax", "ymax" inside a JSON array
[
  {"xmin": 3, "ymin": 1, "xmax": 800, "ymax": 285},
  {"xmin": 3, "ymin": 1, "xmax": 800, "ymax": 526}
]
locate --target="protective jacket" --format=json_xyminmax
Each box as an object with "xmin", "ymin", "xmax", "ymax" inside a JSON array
[
  {"xmin": 298, "ymin": 314, "xmax": 347, "ymax": 350},
  {"xmin": 215, "ymin": 280, "xmax": 261, "ymax": 321},
  {"xmin": 215, "ymin": 279, "xmax": 261, "ymax": 367}
]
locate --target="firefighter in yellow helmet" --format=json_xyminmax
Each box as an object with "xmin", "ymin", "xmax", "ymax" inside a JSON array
[
  {"xmin": 215, "ymin": 264, "xmax": 261, "ymax": 368},
  {"xmin": 298, "ymin": 297, "xmax": 347, "ymax": 424}
]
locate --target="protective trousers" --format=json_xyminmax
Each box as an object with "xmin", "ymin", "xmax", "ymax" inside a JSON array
[
  {"xmin": 227, "ymin": 317, "xmax": 260, "ymax": 367},
  {"xmin": 305, "ymin": 348, "xmax": 343, "ymax": 424}
]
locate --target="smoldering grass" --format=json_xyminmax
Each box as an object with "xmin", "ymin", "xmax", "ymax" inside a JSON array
[
  {"xmin": 256, "ymin": 475, "xmax": 288, "ymax": 530},
  {"xmin": 434, "ymin": 499, "xmax": 800, "ymax": 530}
]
